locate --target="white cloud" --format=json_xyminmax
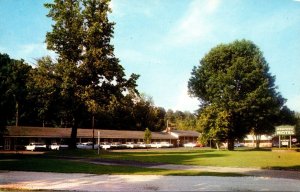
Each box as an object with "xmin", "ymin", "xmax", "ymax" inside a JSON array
[
  {"xmin": 116, "ymin": 48, "xmax": 164, "ymax": 67},
  {"xmin": 173, "ymin": 84, "xmax": 199, "ymax": 112},
  {"xmin": 0, "ymin": 43, "xmax": 56, "ymax": 64},
  {"xmin": 203, "ymin": 0, "xmax": 221, "ymax": 13},
  {"xmin": 110, "ymin": 0, "xmax": 159, "ymax": 18},
  {"xmin": 16, "ymin": 43, "xmax": 56, "ymax": 64},
  {"xmin": 166, "ymin": 0, "xmax": 220, "ymax": 46},
  {"xmin": 110, "ymin": 0, "xmax": 126, "ymax": 17},
  {"xmin": 20, "ymin": 44, "xmax": 41, "ymax": 56}
]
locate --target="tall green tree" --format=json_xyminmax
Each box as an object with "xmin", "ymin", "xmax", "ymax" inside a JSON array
[
  {"xmin": 0, "ymin": 53, "xmax": 32, "ymax": 127},
  {"xmin": 176, "ymin": 111, "xmax": 197, "ymax": 131},
  {"xmin": 165, "ymin": 110, "xmax": 197, "ymax": 131},
  {"xmin": 188, "ymin": 40, "xmax": 284, "ymax": 150},
  {"xmin": 132, "ymin": 94, "xmax": 165, "ymax": 131},
  {"xmin": 80, "ymin": 0, "xmax": 139, "ymax": 118},
  {"xmin": 45, "ymin": 0, "xmax": 84, "ymax": 148},
  {"xmin": 27, "ymin": 56, "xmax": 61, "ymax": 127},
  {"xmin": 7, "ymin": 59, "xmax": 32, "ymax": 126},
  {"xmin": 295, "ymin": 112, "xmax": 300, "ymax": 143},
  {"xmin": 0, "ymin": 53, "xmax": 13, "ymax": 136},
  {"xmin": 144, "ymin": 128, "xmax": 152, "ymax": 144},
  {"xmin": 196, "ymin": 104, "xmax": 230, "ymax": 149},
  {"xmin": 45, "ymin": 0, "xmax": 139, "ymax": 148}
]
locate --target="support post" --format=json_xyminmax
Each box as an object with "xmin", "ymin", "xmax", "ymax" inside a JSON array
[
  {"xmin": 92, "ymin": 115, "xmax": 95, "ymax": 150},
  {"xmin": 98, "ymin": 131, "xmax": 100, "ymax": 155},
  {"xmin": 290, "ymin": 135, "xmax": 292, "ymax": 149}
]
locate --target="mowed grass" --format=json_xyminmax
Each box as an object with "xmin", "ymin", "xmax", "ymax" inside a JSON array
[
  {"xmin": 48, "ymin": 148, "xmax": 300, "ymax": 170},
  {"xmin": 1, "ymin": 148, "xmax": 299, "ymax": 175},
  {"xmin": 0, "ymin": 154, "xmax": 242, "ymax": 177},
  {"xmin": 101, "ymin": 149, "xmax": 300, "ymax": 170}
]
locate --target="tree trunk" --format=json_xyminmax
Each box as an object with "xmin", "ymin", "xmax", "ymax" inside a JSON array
[
  {"xmin": 15, "ymin": 101, "xmax": 19, "ymax": 127},
  {"xmin": 216, "ymin": 142, "xmax": 220, "ymax": 150},
  {"xmin": 255, "ymin": 134, "xmax": 261, "ymax": 149},
  {"xmin": 92, "ymin": 115, "xmax": 95, "ymax": 150},
  {"xmin": 227, "ymin": 138, "xmax": 234, "ymax": 151},
  {"xmin": 69, "ymin": 117, "xmax": 78, "ymax": 149}
]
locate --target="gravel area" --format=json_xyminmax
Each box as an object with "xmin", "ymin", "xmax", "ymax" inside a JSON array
[{"xmin": 1, "ymin": 171, "xmax": 300, "ymax": 191}]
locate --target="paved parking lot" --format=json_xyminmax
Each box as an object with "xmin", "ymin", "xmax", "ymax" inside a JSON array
[{"xmin": 1, "ymin": 171, "xmax": 300, "ymax": 191}]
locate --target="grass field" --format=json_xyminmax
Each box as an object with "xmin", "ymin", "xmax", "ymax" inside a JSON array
[
  {"xmin": 1, "ymin": 148, "xmax": 299, "ymax": 176},
  {"xmin": 0, "ymin": 154, "xmax": 242, "ymax": 177},
  {"xmin": 47, "ymin": 147, "xmax": 300, "ymax": 170}
]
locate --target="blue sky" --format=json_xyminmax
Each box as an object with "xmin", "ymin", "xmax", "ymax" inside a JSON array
[{"xmin": 0, "ymin": 0, "xmax": 299, "ymax": 113}]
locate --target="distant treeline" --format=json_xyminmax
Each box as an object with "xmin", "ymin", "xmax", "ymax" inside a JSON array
[{"xmin": 0, "ymin": 53, "xmax": 198, "ymax": 132}]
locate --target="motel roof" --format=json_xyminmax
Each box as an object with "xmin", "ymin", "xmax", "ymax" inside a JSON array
[
  {"xmin": 5, "ymin": 126, "xmax": 180, "ymax": 140},
  {"xmin": 169, "ymin": 130, "xmax": 200, "ymax": 137}
]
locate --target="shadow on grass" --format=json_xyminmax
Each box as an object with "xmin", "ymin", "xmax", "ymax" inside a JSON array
[
  {"xmin": 43, "ymin": 149, "xmax": 229, "ymax": 166},
  {"xmin": 234, "ymin": 147, "xmax": 272, "ymax": 152},
  {"xmin": 262, "ymin": 165, "xmax": 300, "ymax": 171},
  {"xmin": 0, "ymin": 155, "xmax": 245, "ymax": 177},
  {"xmin": 0, "ymin": 149, "xmax": 229, "ymax": 171},
  {"xmin": 98, "ymin": 150, "xmax": 228, "ymax": 165}
]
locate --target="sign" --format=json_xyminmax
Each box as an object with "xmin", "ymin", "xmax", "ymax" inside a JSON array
[
  {"xmin": 292, "ymin": 138, "xmax": 297, "ymax": 143},
  {"xmin": 281, "ymin": 141, "xmax": 289, "ymax": 146},
  {"xmin": 275, "ymin": 125, "xmax": 295, "ymax": 136}
]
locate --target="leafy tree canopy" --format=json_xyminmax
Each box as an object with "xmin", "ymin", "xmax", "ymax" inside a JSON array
[
  {"xmin": 188, "ymin": 40, "xmax": 285, "ymax": 150},
  {"xmin": 45, "ymin": 0, "xmax": 139, "ymax": 148}
]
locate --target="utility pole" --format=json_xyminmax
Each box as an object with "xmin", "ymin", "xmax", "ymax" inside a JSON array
[
  {"xmin": 92, "ymin": 115, "xmax": 95, "ymax": 150},
  {"xmin": 98, "ymin": 131, "xmax": 100, "ymax": 155},
  {"xmin": 15, "ymin": 101, "xmax": 19, "ymax": 127}
]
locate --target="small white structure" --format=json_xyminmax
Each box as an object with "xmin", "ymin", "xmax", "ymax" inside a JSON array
[
  {"xmin": 50, "ymin": 143, "xmax": 68, "ymax": 150},
  {"xmin": 25, "ymin": 143, "xmax": 47, "ymax": 151},
  {"xmin": 160, "ymin": 142, "xmax": 174, "ymax": 148},
  {"xmin": 77, "ymin": 142, "xmax": 98, "ymax": 149},
  {"xmin": 183, "ymin": 142, "xmax": 197, "ymax": 148},
  {"xmin": 243, "ymin": 134, "xmax": 273, "ymax": 148},
  {"xmin": 165, "ymin": 128, "xmax": 199, "ymax": 147}
]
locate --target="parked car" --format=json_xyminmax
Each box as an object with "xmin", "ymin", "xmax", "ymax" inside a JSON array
[
  {"xmin": 110, "ymin": 142, "xmax": 123, "ymax": 149},
  {"xmin": 50, "ymin": 143, "xmax": 68, "ymax": 150},
  {"xmin": 160, "ymin": 142, "xmax": 173, "ymax": 148},
  {"xmin": 77, "ymin": 142, "xmax": 98, "ymax": 149},
  {"xmin": 125, "ymin": 142, "xmax": 139, "ymax": 149},
  {"xmin": 100, "ymin": 142, "xmax": 111, "ymax": 150},
  {"xmin": 137, "ymin": 142, "xmax": 151, "ymax": 148},
  {"xmin": 183, "ymin": 142, "xmax": 197, "ymax": 148},
  {"xmin": 25, "ymin": 143, "xmax": 47, "ymax": 151},
  {"xmin": 234, "ymin": 142, "xmax": 244, "ymax": 147},
  {"xmin": 150, "ymin": 142, "xmax": 162, "ymax": 148}
]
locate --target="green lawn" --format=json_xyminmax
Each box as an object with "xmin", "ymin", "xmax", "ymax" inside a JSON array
[
  {"xmin": 103, "ymin": 149, "xmax": 300, "ymax": 170},
  {"xmin": 0, "ymin": 154, "xmax": 242, "ymax": 177},
  {"xmin": 1, "ymin": 148, "xmax": 299, "ymax": 176},
  {"xmin": 48, "ymin": 148, "xmax": 300, "ymax": 170}
]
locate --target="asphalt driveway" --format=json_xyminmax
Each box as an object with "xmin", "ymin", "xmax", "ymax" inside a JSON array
[{"xmin": 1, "ymin": 171, "xmax": 300, "ymax": 191}]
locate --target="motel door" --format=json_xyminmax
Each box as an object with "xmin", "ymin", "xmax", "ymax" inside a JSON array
[{"xmin": 4, "ymin": 138, "xmax": 10, "ymax": 150}]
